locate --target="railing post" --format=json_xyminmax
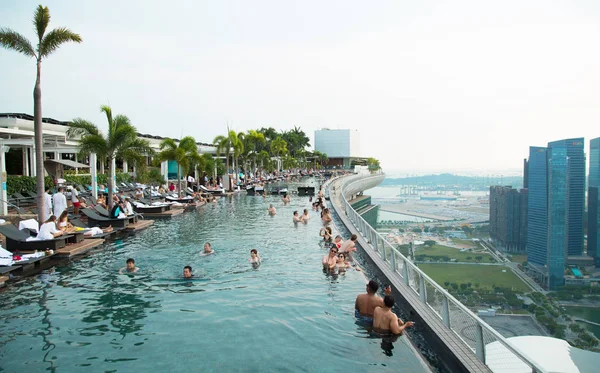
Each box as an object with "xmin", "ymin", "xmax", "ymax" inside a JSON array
[
  {"xmin": 475, "ymin": 323, "xmax": 485, "ymax": 363},
  {"xmin": 390, "ymin": 250, "xmax": 397, "ymax": 271},
  {"xmin": 442, "ymin": 296, "xmax": 450, "ymax": 328},
  {"xmin": 402, "ymin": 260, "xmax": 409, "ymax": 285},
  {"xmin": 419, "ymin": 274, "xmax": 427, "ymax": 303},
  {"xmin": 373, "ymin": 234, "xmax": 378, "ymax": 252}
]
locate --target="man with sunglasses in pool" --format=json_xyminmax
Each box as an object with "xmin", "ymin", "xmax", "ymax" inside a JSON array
[{"xmin": 354, "ymin": 280, "xmax": 385, "ymax": 325}]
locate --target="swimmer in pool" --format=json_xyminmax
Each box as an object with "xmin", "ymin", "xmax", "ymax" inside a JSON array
[
  {"xmin": 336, "ymin": 253, "xmax": 350, "ymax": 272},
  {"xmin": 384, "ymin": 284, "xmax": 392, "ymax": 296},
  {"xmin": 268, "ymin": 204, "xmax": 276, "ymax": 216},
  {"xmin": 183, "ymin": 265, "xmax": 193, "ymax": 278},
  {"xmin": 202, "ymin": 242, "xmax": 214, "ymax": 255},
  {"xmin": 293, "ymin": 211, "xmax": 303, "ymax": 223},
  {"xmin": 301, "ymin": 209, "xmax": 310, "ymax": 223},
  {"xmin": 373, "ymin": 295, "xmax": 414, "ymax": 335},
  {"xmin": 119, "ymin": 258, "xmax": 139, "ymax": 274},
  {"xmin": 249, "ymin": 249, "xmax": 261, "ymax": 264},
  {"xmin": 355, "ymin": 280, "xmax": 385, "ymax": 324}
]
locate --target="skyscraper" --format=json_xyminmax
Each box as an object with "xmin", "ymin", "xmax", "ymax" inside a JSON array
[
  {"xmin": 490, "ymin": 186, "xmax": 528, "ymax": 252},
  {"xmin": 526, "ymin": 138, "xmax": 585, "ymax": 289},
  {"xmin": 588, "ymin": 137, "xmax": 600, "ymax": 265},
  {"xmin": 527, "ymin": 147, "xmax": 548, "ymax": 268}
]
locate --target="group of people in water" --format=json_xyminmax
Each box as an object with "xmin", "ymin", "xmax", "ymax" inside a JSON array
[{"xmin": 118, "ymin": 181, "xmax": 413, "ymax": 337}]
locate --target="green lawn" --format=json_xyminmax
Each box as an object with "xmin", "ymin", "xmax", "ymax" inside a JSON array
[
  {"xmin": 418, "ymin": 263, "xmax": 530, "ymax": 292},
  {"xmin": 508, "ymin": 254, "xmax": 528, "ymax": 264},
  {"xmin": 451, "ymin": 238, "xmax": 476, "ymax": 248},
  {"xmin": 414, "ymin": 244, "xmax": 494, "ymax": 263}
]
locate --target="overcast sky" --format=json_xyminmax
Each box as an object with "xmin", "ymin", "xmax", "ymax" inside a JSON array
[{"xmin": 1, "ymin": 0, "xmax": 598, "ymax": 174}]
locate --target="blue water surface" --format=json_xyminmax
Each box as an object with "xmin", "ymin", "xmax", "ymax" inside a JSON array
[{"xmin": 0, "ymin": 191, "xmax": 428, "ymax": 372}]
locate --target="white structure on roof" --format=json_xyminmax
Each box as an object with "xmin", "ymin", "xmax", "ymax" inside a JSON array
[
  {"xmin": 314, "ymin": 128, "xmax": 361, "ymax": 169},
  {"xmin": 485, "ymin": 335, "xmax": 600, "ymax": 373}
]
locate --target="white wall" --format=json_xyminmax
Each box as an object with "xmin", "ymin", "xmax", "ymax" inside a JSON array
[{"xmin": 314, "ymin": 129, "xmax": 360, "ymax": 157}]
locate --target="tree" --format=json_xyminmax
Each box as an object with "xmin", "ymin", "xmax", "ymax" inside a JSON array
[
  {"xmin": 213, "ymin": 129, "xmax": 242, "ymax": 177},
  {"xmin": 243, "ymin": 130, "xmax": 265, "ymax": 172},
  {"xmin": 281, "ymin": 126, "xmax": 310, "ymax": 157},
  {"xmin": 270, "ymin": 137, "xmax": 288, "ymax": 158},
  {"xmin": 67, "ymin": 106, "xmax": 153, "ymax": 209},
  {"xmin": 155, "ymin": 136, "xmax": 201, "ymax": 197},
  {"xmin": 1, "ymin": 5, "xmax": 82, "ymax": 222}
]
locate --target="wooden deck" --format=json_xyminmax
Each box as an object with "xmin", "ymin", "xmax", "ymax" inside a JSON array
[
  {"xmin": 0, "ymin": 275, "xmax": 8, "ymax": 287},
  {"xmin": 140, "ymin": 209, "xmax": 184, "ymax": 219},
  {"xmin": 125, "ymin": 219, "xmax": 154, "ymax": 232},
  {"xmin": 55, "ymin": 238, "xmax": 105, "ymax": 258}
]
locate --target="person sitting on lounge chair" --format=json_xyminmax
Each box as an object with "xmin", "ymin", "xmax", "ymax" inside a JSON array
[
  {"xmin": 57, "ymin": 211, "xmax": 76, "ymax": 233},
  {"xmin": 96, "ymin": 195, "xmax": 107, "ymax": 209},
  {"xmin": 135, "ymin": 188, "xmax": 144, "ymax": 200},
  {"xmin": 37, "ymin": 216, "xmax": 64, "ymax": 240},
  {"xmin": 110, "ymin": 202, "xmax": 127, "ymax": 219}
]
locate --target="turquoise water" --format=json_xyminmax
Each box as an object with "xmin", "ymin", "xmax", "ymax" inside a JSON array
[
  {"xmin": 0, "ymin": 192, "xmax": 428, "ymax": 372},
  {"xmin": 565, "ymin": 306, "xmax": 600, "ymax": 339}
]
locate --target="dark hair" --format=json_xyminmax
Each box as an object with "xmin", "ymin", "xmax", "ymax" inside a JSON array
[
  {"xmin": 326, "ymin": 227, "xmax": 332, "ymax": 234},
  {"xmin": 45, "ymin": 215, "xmax": 57, "ymax": 224},
  {"xmin": 368, "ymin": 280, "xmax": 379, "ymax": 293},
  {"xmin": 250, "ymin": 249, "xmax": 258, "ymax": 254},
  {"xmin": 184, "ymin": 265, "xmax": 192, "ymax": 272},
  {"xmin": 58, "ymin": 210, "xmax": 69, "ymax": 221},
  {"xmin": 126, "ymin": 258, "xmax": 135, "ymax": 264},
  {"xmin": 293, "ymin": 210, "xmax": 298, "ymax": 215},
  {"xmin": 384, "ymin": 295, "xmax": 395, "ymax": 308},
  {"xmin": 303, "ymin": 209, "xmax": 308, "ymax": 213},
  {"xmin": 351, "ymin": 234, "xmax": 358, "ymax": 241}
]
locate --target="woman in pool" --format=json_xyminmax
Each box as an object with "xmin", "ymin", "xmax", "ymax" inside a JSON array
[
  {"xmin": 322, "ymin": 245, "xmax": 338, "ymax": 270},
  {"xmin": 336, "ymin": 253, "xmax": 351, "ymax": 272},
  {"xmin": 321, "ymin": 208, "xmax": 332, "ymax": 225},
  {"xmin": 319, "ymin": 226, "xmax": 332, "ymax": 242},
  {"xmin": 249, "ymin": 249, "xmax": 261, "ymax": 264}
]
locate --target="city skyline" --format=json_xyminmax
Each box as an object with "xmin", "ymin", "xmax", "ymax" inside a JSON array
[{"xmin": 1, "ymin": 1, "xmax": 600, "ymax": 171}]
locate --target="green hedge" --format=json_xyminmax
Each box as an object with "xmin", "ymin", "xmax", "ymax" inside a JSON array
[{"xmin": 6, "ymin": 173, "xmax": 131, "ymax": 195}]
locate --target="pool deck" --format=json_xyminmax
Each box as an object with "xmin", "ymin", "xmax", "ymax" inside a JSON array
[
  {"xmin": 55, "ymin": 238, "xmax": 105, "ymax": 258},
  {"xmin": 125, "ymin": 219, "xmax": 154, "ymax": 232},
  {"xmin": 140, "ymin": 209, "xmax": 184, "ymax": 219}
]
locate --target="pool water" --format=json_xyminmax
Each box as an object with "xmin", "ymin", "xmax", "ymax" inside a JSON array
[{"xmin": 0, "ymin": 190, "xmax": 428, "ymax": 372}]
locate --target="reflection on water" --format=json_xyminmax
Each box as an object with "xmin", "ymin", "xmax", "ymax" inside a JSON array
[{"xmin": 0, "ymin": 182, "xmax": 428, "ymax": 372}]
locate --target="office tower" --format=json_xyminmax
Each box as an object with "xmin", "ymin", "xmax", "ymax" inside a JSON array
[
  {"xmin": 523, "ymin": 158, "xmax": 529, "ymax": 189},
  {"xmin": 527, "ymin": 147, "xmax": 548, "ymax": 268},
  {"xmin": 589, "ymin": 137, "xmax": 600, "ymax": 265},
  {"xmin": 526, "ymin": 138, "xmax": 585, "ymax": 289},
  {"xmin": 490, "ymin": 186, "xmax": 528, "ymax": 252}
]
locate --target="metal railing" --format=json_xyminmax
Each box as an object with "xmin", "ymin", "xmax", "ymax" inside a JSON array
[{"xmin": 333, "ymin": 174, "xmax": 547, "ymax": 373}]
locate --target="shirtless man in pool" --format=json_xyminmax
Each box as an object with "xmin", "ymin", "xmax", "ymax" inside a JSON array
[
  {"xmin": 355, "ymin": 280, "xmax": 385, "ymax": 324},
  {"xmin": 373, "ymin": 295, "xmax": 414, "ymax": 335}
]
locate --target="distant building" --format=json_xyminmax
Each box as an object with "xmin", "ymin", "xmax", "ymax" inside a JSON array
[
  {"xmin": 489, "ymin": 186, "xmax": 528, "ymax": 252},
  {"xmin": 314, "ymin": 129, "xmax": 361, "ymax": 169},
  {"xmin": 589, "ymin": 137, "xmax": 600, "ymax": 266},
  {"xmin": 526, "ymin": 138, "xmax": 586, "ymax": 289}
]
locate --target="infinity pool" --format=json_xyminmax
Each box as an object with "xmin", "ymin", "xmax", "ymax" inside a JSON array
[{"xmin": 0, "ymin": 188, "xmax": 428, "ymax": 372}]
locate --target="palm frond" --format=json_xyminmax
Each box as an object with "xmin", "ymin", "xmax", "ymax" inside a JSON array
[
  {"xmin": 33, "ymin": 5, "xmax": 50, "ymax": 42},
  {"xmin": 159, "ymin": 138, "xmax": 178, "ymax": 151},
  {"xmin": 179, "ymin": 136, "xmax": 197, "ymax": 152},
  {"xmin": 77, "ymin": 134, "xmax": 108, "ymax": 157},
  {"xmin": 0, "ymin": 29, "xmax": 35, "ymax": 57},
  {"xmin": 109, "ymin": 125, "xmax": 137, "ymax": 152},
  {"xmin": 126, "ymin": 138, "xmax": 154, "ymax": 156},
  {"xmin": 154, "ymin": 148, "xmax": 178, "ymax": 163},
  {"xmin": 39, "ymin": 27, "xmax": 82, "ymax": 58},
  {"xmin": 100, "ymin": 105, "xmax": 113, "ymax": 132},
  {"xmin": 67, "ymin": 118, "xmax": 101, "ymax": 137}
]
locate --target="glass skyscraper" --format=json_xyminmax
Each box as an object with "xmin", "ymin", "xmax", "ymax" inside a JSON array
[
  {"xmin": 588, "ymin": 137, "xmax": 600, "ymax": 265},
  {"xmin": 526, "ymin": 138, "xmax": 585, "ymax": 289},
  {"xmin": 526, "ymin": 147, "xmax": 548, "ymax": 268}
]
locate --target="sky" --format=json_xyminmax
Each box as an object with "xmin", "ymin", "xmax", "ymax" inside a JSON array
[{"xmin": 0, "ymin": 0, "xmax": 599, "ymax": 175}]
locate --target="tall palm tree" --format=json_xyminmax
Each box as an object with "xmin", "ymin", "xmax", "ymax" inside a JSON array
[
  {"xmin": 0, "ymin": 5, "xmax": 82, "ymax": 222},
  {"xmin": 67, "ymin": 106, "xmax": 153, "ymax": 209},
  {"xmin": 270, "ymin": 137, "xmax": 288, "ymax": 158},
  {"xmin": 244, "ymin": 130, "xmax": 265, "ymax": 172},
  {"xmin": 213, "ymin": 129, "xmax": 241, "ymax": 176},
  {"xmin": 155, "ymin": 136, "xmax": 201, "ymax": 197}
]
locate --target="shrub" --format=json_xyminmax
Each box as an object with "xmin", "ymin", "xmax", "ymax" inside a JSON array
[{"xmin": 7, "ymin": 175, "xmax": 54, "ymax": 195}]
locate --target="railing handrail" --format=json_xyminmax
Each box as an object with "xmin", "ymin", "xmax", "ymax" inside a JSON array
[{"xmin": 335, "ymin": 173, "xmax": 547, "ymax": 373}]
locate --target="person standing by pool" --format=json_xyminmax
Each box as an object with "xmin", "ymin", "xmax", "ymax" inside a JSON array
[
  {"xmin": 119, "ymin": 258, "xmax": 139, "ymax": 274},
  {"xmin": 52, "ymin": 187, "xmax": 67, "ymax": 218},
  {"xmin": 373, "ymin": 295, "xmax": 414, "ymax": 335},
  {"xmin": 355, "ymin": 280, "xmax": 385, "ymax": 324},
  {"xmin": 43, "ymin": 187, "xmax": 53, "ymax": 222},
  {"xmin": 268, "ymin": 204, "xmax": 276, "ymax": 216},
  {"xmin": 202, "ymin": 242, "xmax": 214, "ymax": 255},
  {"xmin": 183, "ymin": 266, "xmax": 193, "ymax": 278},
  {"xmin": 339, "ymin": 234, "xmax": 358, "ymax": 258},
  {"xmin": 293, "ymin": 211, "xmax": 302, "ymax": 223}
]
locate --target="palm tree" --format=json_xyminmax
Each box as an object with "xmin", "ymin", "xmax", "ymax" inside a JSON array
[
  {"xmin": 244, "ymin": 130, "xmax": 266, "ymax": 172},
  {"xmin": 0, "ymin": 5, "xmax": 82, "ymax": 222},
  {"xmin": 155, "ymin": 136, "xmax": 201, "ymax": 197},
  {"xmin": 270, "ymin": 137, "xmax": 288, "ymax": 158},
  {"xmin": 213, "ymin": 129, "xmax": 242, "ymax": 175},
  {"xmin": 67, "ymin": 106, "xmax": 153, "ymax": 209}
]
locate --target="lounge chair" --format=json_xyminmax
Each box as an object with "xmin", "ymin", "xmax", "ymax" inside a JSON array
[
  {"xmin": 81, "ymin": 208, "xmax": 129, "ymax": 229},
  {"xmin": 0, "ymin": 224, "xmax": 71, "ymax": 252},
  {"xmin": 133, "ymin": 202, "xmax": 170, "ymax": 214},
  {"xmin": 71, "ymin": 217, "xmax": 122, "ymax": 238},
  {"xmin": 93, "ymin": 205, "xmax": 138, "ymax": 224},
  {"xmin": 12, "ymin": 193, "xmax": 34, "ymax": 206},
  {"xmin": 198, "ymin": 185, "xmax": 225, "ymax": 196}
]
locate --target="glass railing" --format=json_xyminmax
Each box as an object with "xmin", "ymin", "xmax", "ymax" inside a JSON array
[{"xmin": 330, "ymin": 174, "xmax": 547, "ymax": 373}]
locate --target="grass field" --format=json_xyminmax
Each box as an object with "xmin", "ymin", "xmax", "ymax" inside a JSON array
[
  {"xmin": 450, "ymin": 238, "xmax": 477, "ymax": 248},
  {"xmin": 418, "ymin": 263, "xmax": 530, "ymax": 292},
  {"xmin": 508, "ymin": 254, "xmax": 528, "ymax": 264},
  {"xmin": 414, "ymin": 244, "xmax": 494, "ymax": 263}
]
